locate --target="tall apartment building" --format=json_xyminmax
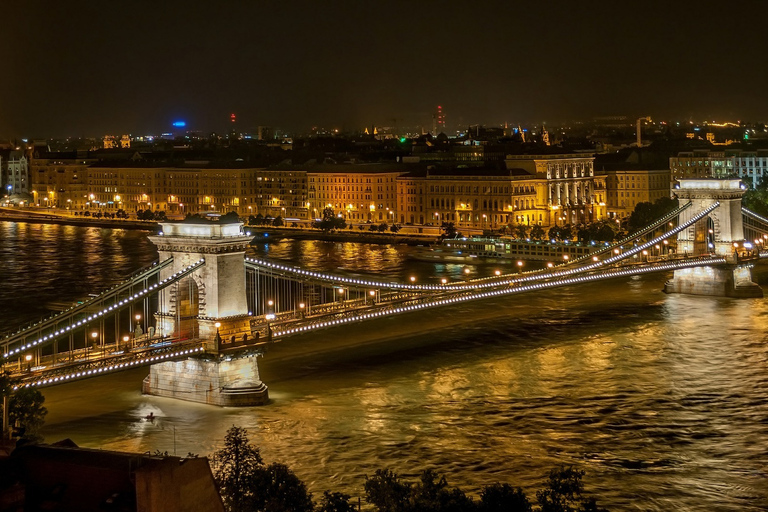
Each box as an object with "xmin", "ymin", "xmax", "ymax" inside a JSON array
[
  {"xmin": 670, "ymin": 149, "xmax": 768, "ymax": 187},
  {"xmin": 5, "ymin": 151, "xmax": 29, "ymax": 195},
  {"xmin": 29, "ymin": 154, "xmax": 92, "ymax": 209},
  {"xmin": 303, "ymin": 164, "xmax": 401, "ymax": 223}
]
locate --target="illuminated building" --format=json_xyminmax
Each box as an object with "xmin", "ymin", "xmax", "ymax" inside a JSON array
[
  {"xmin": 670, "ymin": 149, "xmax": 768, "ymax": 187},
  {"xmin": 398, "ymin": 168, "xmax": 546, "ymax": 230},
  {"xmin": 29, "ymin": 154, "xmax": 92, "ymax": 209},
  {"xmin": 598, "ymin": 168, "xmax": 671, "ymax": 219},
  {"xmin": 505, "ymin": 154, "xmax": 607, "ymax": 225},
  {"xmin": 4, "ymin": 151, "xmax": 29, "ymax": 195},
  {"xmin": 303, "ymin": 164, "xmax": 401, "ymax": 222}
]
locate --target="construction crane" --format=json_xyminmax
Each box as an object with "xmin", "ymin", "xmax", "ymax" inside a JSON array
[{"xmin": 636, "ymin": 116, "xmax": 652, "ymax": 147}]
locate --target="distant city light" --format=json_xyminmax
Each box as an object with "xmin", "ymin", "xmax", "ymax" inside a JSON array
[{"xmin": 172, "ymin": 121, "xmax": 186, "ymax": 128}]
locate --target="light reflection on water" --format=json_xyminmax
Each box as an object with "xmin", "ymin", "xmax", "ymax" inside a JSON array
[{"xmin": 1, "ymin": 224, "xmax": 767, "ymax": 510}]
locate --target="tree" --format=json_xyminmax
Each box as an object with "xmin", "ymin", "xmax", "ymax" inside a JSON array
[
  {"xmin": 254, "ymin": 213, "xmax": 264, "ymax": 225},
  {"xmin": 317, "ymin": 207, "xmax": 346, "ymax": 231},
  {"xmin": 8, "ymin": 387, "xmax": 48, "ymax": 442},
  {"xmin": 364, "ymin": 469, "xmax": 411, "ymax": 512},
  {"xmin": 627, "ymin": 196, "xmax": 679, "ymax": 233},
  {"xmin": 409, "ymin": 469, "xmax": 474, "ymax": 512},
  {"xmin": 441, "ymin": 221, "xmax": 458, "ymax": 239},
  {"xmin": 536, "ymin": 466, "xmax": 606, "ymax": 512},
  {"xmin": 479, "ymin": 483, "xmax": 531, "ymax": 512},
  {"xmin": 272, "ymin": 215, "xmax": 284, "ymax": 227},
  {"xmin": 317, "ymin": 491, "xmax": 356, "ymax": 512},
  {"xmin": 220, "ymin": 211, "xmax": 240, "ymax": 223},
  {"xmin": 530, "ymin": 224, "xmax": 545, "ymax": 241},
  {"xmin": 514, "ymin": 224, "xmax": 529, "ymax": 240},
  {"xmin": 253, "ymin": 462, "xmax": 313, "ymax": 512},
  {"xmin": 378, "ymin": 222, "xmax": 388, "ymax": 232},
  {"xmin": 390, "ymin": 224, "xmax": 401, "ymax": 233},
  {"xmin": 743, "ymin": 175, "xmax": 768, "ymax": 217},
  {"xmin": 211, "ymin": 426, "xmax": 264, "ymax": 512}
]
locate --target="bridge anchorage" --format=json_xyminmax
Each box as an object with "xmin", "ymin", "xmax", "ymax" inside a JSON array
[{"xmin": 663, "ymin": 179, "xmax": 763, "ymax": 298}]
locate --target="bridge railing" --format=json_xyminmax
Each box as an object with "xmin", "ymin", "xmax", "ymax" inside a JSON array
[
  {"xmin": 2, "ymin": 258, "xmax": 206, "ymax": 360},
  {"xmin": 11, "ymin": 337, "xmax": 209, "ymax": 389},
  {"xmin": 0, "ymin": 258, "xmax": 173, "ymax": 348}
]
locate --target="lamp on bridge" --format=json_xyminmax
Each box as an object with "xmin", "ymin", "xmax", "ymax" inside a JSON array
[
  {"xmin": 298, "ymin": 302, "xmax": 305, "ymax": 318},
  {"xmin": 24, "ymin": 354, "xmax": 32, "ymax": 372},
  {"xmin": 516, "ymin": 261, "xmax": 524, "ymax": 273},
  {"xmin": 214, "ymin": 322, "xmax": 222, "ymax": 345},
  {"xmin": 123, "ymin": 335, "xmax": 130, "ymax": 351},
  {"xmin": 90, "ymin": 331, "xmax": 99, "ymax": 351},
  {"xmin": 134, "ymin": 314, "xmax": 142, "ymax": 338}
]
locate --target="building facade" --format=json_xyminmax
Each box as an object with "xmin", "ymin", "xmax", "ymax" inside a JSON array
[
  {"xmin": 305, "ymin": 165, "xmax": 401, "ymax": 223},
  {"xmin": 598, "ymin": 168, "xmax": 671, "ymax": 218},
  {"xmin": 505, "ymin": 154, "xmax": 607, "ymax": 226},
  {"xmin": 5, "ymin": 151, "xmax": 29, "ymax": 195},
  {"xmin": 670, "ymin": 149, "xmax": 768, "ymax": 187}
]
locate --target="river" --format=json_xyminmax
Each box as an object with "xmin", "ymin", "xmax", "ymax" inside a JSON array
[{"xmin": 2, "ymin": 222, "xmax": 767, "ymax": 511}]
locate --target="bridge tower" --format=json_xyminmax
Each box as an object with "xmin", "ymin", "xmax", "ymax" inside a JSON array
[
  {"xmin": 143, "ymin": 219, "xmax": 269, "ymax": 406},
  {"xmin": 664, "ymin": 179, "xmax": 762, "ymax": 297}
]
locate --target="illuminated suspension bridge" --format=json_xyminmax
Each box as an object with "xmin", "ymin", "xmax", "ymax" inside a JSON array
[{"xmin": 1, "ymin": 178, "xmax": 765, "ymax": 406}]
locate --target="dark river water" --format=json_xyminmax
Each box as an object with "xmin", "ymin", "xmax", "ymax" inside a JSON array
[{"xmin": 2, "ymin": 222, "xmax": 767, "ymax": 511}]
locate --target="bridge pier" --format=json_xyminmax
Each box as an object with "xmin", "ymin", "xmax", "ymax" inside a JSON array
[
  {"xmin": 663, "ymin": 179, "xmax": 763, "ymax": 299},
  {"xmin": 142, "ymin": 354, "xmax": 269, "ymax": 406},
  {"xmin": 664, "ymin": 264, "xmax": 763, "ymax": 298}
]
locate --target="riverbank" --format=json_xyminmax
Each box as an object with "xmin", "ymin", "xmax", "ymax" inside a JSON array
[
  {"xmin": 0, "ymin": 207, "xmax": 158, "ymax": 231},
  {"xmin": 249, "ymin": 227, "xmax": 438, "ymax": 246},
  {"xmin": 0, "ymin": 207, "xmax": 440, "ymax": 245}
]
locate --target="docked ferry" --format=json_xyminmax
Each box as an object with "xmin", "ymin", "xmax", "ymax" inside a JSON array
[{"xmin": 409, "ymin": 237, "xmax": 600, "ymax": 264}]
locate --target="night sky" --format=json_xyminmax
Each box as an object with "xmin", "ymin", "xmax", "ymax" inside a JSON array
[{"xmin": 1, "ymin": 1, "xmax": 767, "ymax": 137}]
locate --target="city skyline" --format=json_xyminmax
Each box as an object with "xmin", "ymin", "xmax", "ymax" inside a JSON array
[{"xmin": 2, "ymin": 1, "xmax": 767, "ymax": 137}]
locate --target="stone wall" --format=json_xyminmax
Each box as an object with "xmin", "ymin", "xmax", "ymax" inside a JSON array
[
  {"xmin": 664, "ymin": 265, "xmax": 763, "ymax": 298},
  {"xmin": 142, "ymin": 355, "xmax": 268, "ymax": 406}
]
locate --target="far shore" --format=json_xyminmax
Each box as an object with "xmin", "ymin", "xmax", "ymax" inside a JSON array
[{"xmin": 0, "ymin": 207, "xmax": 440, "ymax": 245}]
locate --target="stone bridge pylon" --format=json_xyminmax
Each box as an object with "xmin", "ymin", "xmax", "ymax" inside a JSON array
[
  {"xmin": 143, "ymin": 218, "xmax": 269, "ymax": 406},
  {"xmin": 664, "ymin": 179, "xmax": 763, "ymax": 298}
]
